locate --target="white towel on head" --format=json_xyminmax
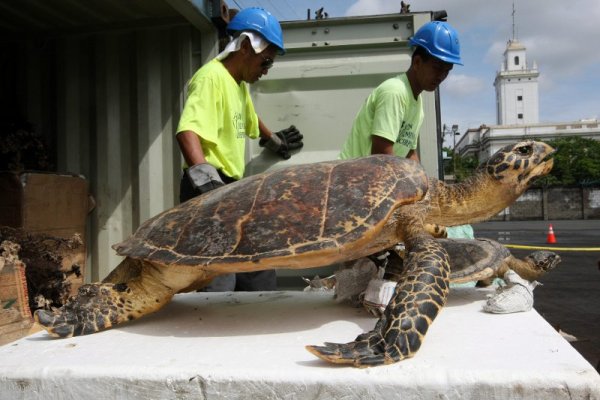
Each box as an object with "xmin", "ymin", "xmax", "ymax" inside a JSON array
[{"xmin": 216, "ymin": 31, "xmax": 269, "ymax": 61}]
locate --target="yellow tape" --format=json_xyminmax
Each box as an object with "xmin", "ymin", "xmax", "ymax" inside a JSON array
[{"xmin": 504, "ymin": 244, "xmax": 600, "ymax": 252}]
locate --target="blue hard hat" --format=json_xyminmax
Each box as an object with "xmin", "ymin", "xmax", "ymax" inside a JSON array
[
  {"xmin": 227, "ymin": 7, "xmax": 285, "ymax": 55},
  {"xmin": 409, "ymin": 21, "xmax": 463, "ymax": 65}
]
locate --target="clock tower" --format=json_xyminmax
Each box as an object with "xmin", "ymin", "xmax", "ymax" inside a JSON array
[{"xmin": 493, "ymin": 6, "xmax": 539, "ymax": 125}]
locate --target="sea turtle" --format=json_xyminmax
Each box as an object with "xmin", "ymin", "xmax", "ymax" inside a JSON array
[
  {"xmin": 35, "ymin": 141, "xmax": 554, "ymax": 367},
  {"xmin": 304, "ymin": 238, "xmax": 561, "ymax": 304},
  {"xmin": 446, "ymin": 238, "xmax": 561, "ymax": 286},
  {"xmin": 382, "ymin": 238, "xmax": 562, "ymax": 286}
]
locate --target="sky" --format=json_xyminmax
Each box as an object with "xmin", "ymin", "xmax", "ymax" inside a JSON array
[{"xmin": 228, "ymin": 0, "xmax": 600, "ymax": 144}]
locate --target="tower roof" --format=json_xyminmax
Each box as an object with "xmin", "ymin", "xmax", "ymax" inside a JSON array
[{"xmin": 506, "ymin": 39, "xmax": 526, "ymax": 51}]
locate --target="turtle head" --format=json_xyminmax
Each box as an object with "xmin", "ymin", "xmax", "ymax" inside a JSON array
[
  {"xmin": 526, "ymin": 250, "xmax": 561, "ymax": 273},
  {"xmin": 425, "ymin": 141, "xmax": 554, "ymax": 226},
  {"xmin": 480, "ymin": 141, "xmax": 555, "ymax": 193}
]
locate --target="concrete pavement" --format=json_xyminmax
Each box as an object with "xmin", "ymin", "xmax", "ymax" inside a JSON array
[{"xmin": 473, "ymin": 219, "xmax": 600, "ymax": 371}]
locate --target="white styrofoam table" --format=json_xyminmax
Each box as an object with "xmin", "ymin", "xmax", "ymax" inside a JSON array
[{"xmin": 1, "ymin": 288, "xmax": 599, "ymax": 400}]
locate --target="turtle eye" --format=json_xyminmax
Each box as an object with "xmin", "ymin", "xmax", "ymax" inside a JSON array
[{"xmin": 517, "ymin": 145, "xmax": 532, "ymax": 156}]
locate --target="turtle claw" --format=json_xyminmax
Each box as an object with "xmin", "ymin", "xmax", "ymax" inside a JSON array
[
  {"xmin": 34, "ymin": 307, "xmax": 103, "ymax": 338},
  {"xmin": 306, "ymin": 338, "xmax": 390, "ymax": 367},
  {"xmin": 305, "ymin": 344, "xmax": 355, "ymax": 365},
  {"xmin": 34, "ymin": 309, "xmax": 55, "ymax": 327},
  {"xmin": 34, "ymin": 309, "xmax": 75, "ymax": 338}
]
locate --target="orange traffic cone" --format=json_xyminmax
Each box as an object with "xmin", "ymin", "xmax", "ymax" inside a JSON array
[{"xmin": 546, "ymin": 224, "xmax": 557, "ymax": 244}]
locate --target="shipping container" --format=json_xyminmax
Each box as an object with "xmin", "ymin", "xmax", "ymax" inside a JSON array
[{"xmin": 1, "ymin": 2, "xmax": 444, "ymax": 285}]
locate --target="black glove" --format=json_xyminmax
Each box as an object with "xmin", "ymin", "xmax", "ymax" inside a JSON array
[
  {"xmin": 259, "ymin": 125, "xmax": 304, "ymax": 160},
  {"xmin": 276, "ymin": 125, "xmax": 303, "ymax": 151},
  {"xmin": 186, "ymin": 163, "xmax": 225, "ymax": 195}
]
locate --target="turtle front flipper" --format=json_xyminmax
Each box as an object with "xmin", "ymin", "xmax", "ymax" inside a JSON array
[
  {"xmin": 35, "ymin": 283, "xmax": 133, "ymax": 337},
  {"xmin": 35, "ymin": 259, "xmax": 175, "ymax": 338},
  {"xmin": 307, "ymin": 236, "xmax": 450, "ymax": 367}
]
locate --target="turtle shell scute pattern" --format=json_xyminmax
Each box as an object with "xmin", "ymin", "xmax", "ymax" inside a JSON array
[
  {"xmin": 113, "ymin": 156, "xmax": 428, "ymax": 266},
  {"xmin": 440, "ymin": 238, "xmax": 511, "ymax": 281}
]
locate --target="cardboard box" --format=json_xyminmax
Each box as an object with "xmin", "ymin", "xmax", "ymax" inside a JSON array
[
  {"xmin": 0, "ymin": 172, "xmax": 93, "ymax": 295},
  {"xmin": 0, "ymin": 246, "xmax": 33, "ymax": 346}
]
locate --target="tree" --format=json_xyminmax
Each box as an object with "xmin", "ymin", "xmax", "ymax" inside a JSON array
[
  {"xmin": 443, "ymin": 146, "xmax": 478, "ymax": 182},
  {"xmin": 537, "ymin": 136, "xmax": 600, "ymax": 186},
  {"xmin": 449, "ymin": 137, "xmax": 600, "ymax": 186},
  {"xmin": 453, "ymin": 153, "xmax": 479, "ymax": 182}
]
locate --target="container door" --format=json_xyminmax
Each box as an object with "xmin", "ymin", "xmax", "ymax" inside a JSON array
[{"xmin": 246, "ymin": 12, "xmax": 440, "ymax": 178}]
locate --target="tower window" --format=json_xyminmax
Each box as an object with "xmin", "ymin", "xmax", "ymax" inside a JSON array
[
  {"xmin": 517, "ymin": 95, "xmax": 523, "ymax": 101},
  {"xmin": 517, "ymin": 113, "xmax": 523, "ymax": 119},
  {"xmin": 514, "ymin": 56, "xmax": 520, "ymax": 66}
]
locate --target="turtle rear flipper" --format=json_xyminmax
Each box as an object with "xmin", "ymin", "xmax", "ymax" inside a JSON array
[{"xmin": 35, "ymin": 260, "xmax": 175, "ymax": 337}]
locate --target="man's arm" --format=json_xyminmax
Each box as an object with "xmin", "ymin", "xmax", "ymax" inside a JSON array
[
  {"xmin": 258, "ymin": 118, "xmax": 274, "ymax": 141},
  {"xmin": 406, "ymin": 149, "xmax": 420, "ymax": 162},
  {"xmin": 371, "ymin": 135, "xmax": 419, "ymax": 162},
  {"xmin": 371, "ymin": 135, "xmax": 395, "ymax": 155},
  {"xmin": 176, "ymin": 130, "xmax": 224, "ymax": 194},
  {"xmin": 176, "ymin": 130, "xmax": 207, "ymax": 166}
]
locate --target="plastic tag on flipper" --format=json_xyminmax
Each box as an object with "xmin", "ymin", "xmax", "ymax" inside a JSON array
[{"xmin": 362, "ymin": 278, "xmax": 397, "ymax": 316}]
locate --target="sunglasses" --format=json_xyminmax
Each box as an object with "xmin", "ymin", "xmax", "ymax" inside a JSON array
[{"xmin": 257, "ymin": 52, "xmax": 274, "ymax": 70}]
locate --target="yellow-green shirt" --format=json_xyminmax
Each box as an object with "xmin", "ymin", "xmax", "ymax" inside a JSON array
[
  {"xmin": 340, "ymin": 73, "xmax": 423, "ymax": 159},
  {"xmin": 177, "ymin": 58, "xmax": 259, "ymax": 180}
]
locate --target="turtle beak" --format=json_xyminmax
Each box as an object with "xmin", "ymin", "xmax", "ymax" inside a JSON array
[
  {"xmin": 535, "ymin": 142, "xmax": 556, "ymax": 169},
  {"xmin": 547, "ymin": 254, "xmax": 561, "ymax": 271},
  {"xmin": 523, "ymin": 142, "xmax": 555, "ymax": 185}
]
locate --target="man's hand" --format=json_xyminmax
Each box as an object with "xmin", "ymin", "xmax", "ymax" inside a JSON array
[
  {"xmin": 186, "ymin": 163, "xmax": 225, "ymax": 195},
  {"xmin": 276, "ymin": 125, "xmax": 304, "ymax": 152},
  {"xmin": 259, "ymin": 125, "xmax": 303, "ymax": 159}
]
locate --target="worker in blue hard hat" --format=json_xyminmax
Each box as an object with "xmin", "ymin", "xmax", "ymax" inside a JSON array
[
  {"xmin": 340, "ymin": 20, "xmax": 462, "ymax": 162},
  {"xmin": 175, "ymin": 7, "xmax": 303, "ymax": 292}
]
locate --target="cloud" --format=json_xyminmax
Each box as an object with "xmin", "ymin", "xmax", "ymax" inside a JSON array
[
  {"xmin": 441, "ymin": 74, "xmax": 485, "ymax": 97},
  {"xmin": 251, "ymin": 0, "xmax": 600, "ymax": 127},
  {"xmin": 429, "ymin": 1, "xmax": 600, "ymax": 77},
  {"xmin": 343, "ymin": 0, "xmax": 600, "ymax": 124},
  {"xmin": 345, "ymin": 0, "xmax": 397, "ymax": 16}
]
